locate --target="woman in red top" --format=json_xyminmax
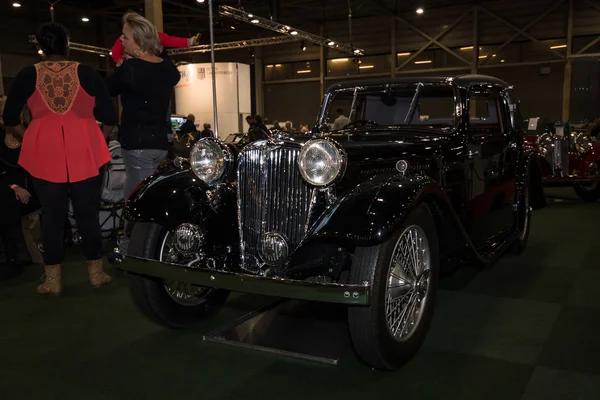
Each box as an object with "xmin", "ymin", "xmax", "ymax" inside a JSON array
[{"xmin": 2, "ymin": 22, "xmax": 117, "ymax": 295}]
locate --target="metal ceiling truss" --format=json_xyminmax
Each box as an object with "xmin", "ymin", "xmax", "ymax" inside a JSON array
[
  {"xmin": 167, "ymin": 36, "xmax": 299, "ymax": 55},
  {"xmin": 28, "ymin": 35, "xmax": 111, "ymax": 56},
  {"xmin": 218, "ymin": 5, "xmax": 364, "ymax": 56},
  {"xmin": 390, "ymin": 0, "xmax": 576, "ymax": 73},
  {"xmin": 394, "ymin": 6, "xmax": 474, "ymax": 71},
  {"xmin": 29, "ymin": 35, "xmax": 299, "ymax": 57},
  {"xmin": 477, "ymin": 0, "xmax": 567, "ymax": 66},
  {"xmin": 572, "ymin": 0, "xmax": 600, "ymax": 57}
]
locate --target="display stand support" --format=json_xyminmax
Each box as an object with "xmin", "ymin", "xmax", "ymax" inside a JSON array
[{"xmin": 203, "ymin": 299, "xmax": 353, "ymax": 366}]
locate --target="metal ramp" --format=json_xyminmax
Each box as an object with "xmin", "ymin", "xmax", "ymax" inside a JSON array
[{"xmin": 203, "ymin": 300, "xmax": 353, "ymax": 366}]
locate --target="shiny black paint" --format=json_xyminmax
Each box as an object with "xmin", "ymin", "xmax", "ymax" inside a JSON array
[
  {"xmin": 124, "ymin": 74, "xmax": 546, "ymax": 277},
  {"xmin": 125, "ymin": 168, "xmax": 238, "ymax": 251}
]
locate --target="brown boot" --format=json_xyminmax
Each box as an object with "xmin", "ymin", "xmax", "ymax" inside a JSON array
[
  {"xmin": 88, "ymin": 259, "xmax": 112, "ymax": 288},
  {"xmin": 37, "ymin": 265, "xmax": 62, "ymax": 295}
]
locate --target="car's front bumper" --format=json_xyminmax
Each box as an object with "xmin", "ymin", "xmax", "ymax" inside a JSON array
[{"xmin": 116, "ymin": 256, "xmax": 371, "ymax": 306}]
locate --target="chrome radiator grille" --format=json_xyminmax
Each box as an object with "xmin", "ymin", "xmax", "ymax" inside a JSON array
[{"xmin": 237, "ymin": 144, "xmax": 316, "ymax": 272}]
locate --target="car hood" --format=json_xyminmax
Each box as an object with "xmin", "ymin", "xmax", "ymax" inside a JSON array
[{"xmin": 282, "ymin": 130, "xmax": 462, "ymax": 161}]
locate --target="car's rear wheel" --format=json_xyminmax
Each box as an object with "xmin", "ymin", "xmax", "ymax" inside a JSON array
[
  {"xmin": 509, "ymin": 169, "xmax": 532, "ymax": 254},
  {"xmin": 127, "ymin": 222, "xmax": 229, "ymax": 329},
  {"xmin": 348, "ymin": 204, "xmax": 439, "ymax": 371}
]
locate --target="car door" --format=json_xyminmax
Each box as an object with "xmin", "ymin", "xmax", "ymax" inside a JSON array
[{"xmin": 466, "ymin": 85, "xmax": 515, "ymax": 247}]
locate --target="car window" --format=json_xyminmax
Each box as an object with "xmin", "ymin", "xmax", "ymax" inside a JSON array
[
  {"xmin": 469, "ymin": 88, "xmax": 506, "ymax": 134},
  {"xmin": 324, "ymin": 84, "xmax": 457, "ymax": 133}
]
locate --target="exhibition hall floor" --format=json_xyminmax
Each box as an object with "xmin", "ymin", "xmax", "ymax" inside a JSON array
[{"xmin": 1, "ymin": 187, "xmax": 599, "ymax": 400}]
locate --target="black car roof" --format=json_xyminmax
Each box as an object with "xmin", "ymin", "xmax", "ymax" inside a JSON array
[{"xmin": 325, "ymin": 74, "xmax": 510, "ymax": 93}]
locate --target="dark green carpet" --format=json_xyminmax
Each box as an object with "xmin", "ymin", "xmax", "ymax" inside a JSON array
[{"xmin": 1, "ymin": 187, "xmax": 599, "ymax": 400}]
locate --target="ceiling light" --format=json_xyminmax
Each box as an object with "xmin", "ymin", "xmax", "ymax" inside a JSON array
[
  {"xmin": 550, "ymin": 44, "xmax": 567, "ymax": 49},
  {"xmin": 332, "ymin": 58, "xmax": 349, "ymax": 63},
  {"xmin": 328, "ymin": 41, "xmax": 335, "ymax": 46},
  {"xmin": 301, "ymin": 41, "xmax": 306, "ymax": 51},
  {"xmin": 353, "ymin": 49, "xmax": 361, "ymax": 54},
  {"xmin": 247, "ymin": 14, "xmax": 253, "ymax": 18},
  {"xmin": 397, "ymin": 52, "xmax": 411, "ymax": 56},
  {"xmin": 478, "ymin": 55, "xmax": 487, "ymax": 59},
  {"xmin": 297, "ymin": 70, "xmax": 311, "ymax": 74},
  {"xmin": 275, "ymin": 64, "xmax": 282, "ymax": 67},
  {"xmin": 12, "ymin": 2, "xmax": 21, "ymax": 7},
  {"xmin": 82, "ymin": 17, "xmax": 90, "ymax": 22},
  {"xmin": 359, "ymin": 65, "xmax": 374, "ymax": 69},
  {"xmin": 500, "ymin": 59, "xmax": 505, "ymax": 63},
  {"xmin": 230, "ymin": 25, "xmax": 236, "ymax": 30},
  {"xmin": 266, "ymin": 65, "xmax": 274, "ymax": 68},
  {"xmin": 290, "ymin": 30, "xmax": 298, "ymax": 35},
  {"xmin": 416, "ymin": 8, "xmax": 424, "ymax": 14},
  {"xmin": 415, "ymin": 60, "xmax": 432, "ymax": 64},
  {"xmin": 100, "ymin": 54, "xmax": 106, "ymax": 57},
  {"xmin": 197, "ymin": 0, "xmax": 205, "ymax": 2},
  {"xmin": 251, "ymin": 19, "xmax": 259, "ymax": 23},
  {"xmin": 38, "ymin": 49, "xmax": 44, "ymax": 55}
]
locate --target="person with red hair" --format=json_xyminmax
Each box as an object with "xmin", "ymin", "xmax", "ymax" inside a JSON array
[{"xmin": 111, "ymin": 32, "xmax": 201, "ymax": 66}]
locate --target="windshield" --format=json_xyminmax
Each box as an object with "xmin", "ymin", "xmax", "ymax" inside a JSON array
[{"xmin": 323, "ymin": 84, "xmax": 457, "ymax": 133}]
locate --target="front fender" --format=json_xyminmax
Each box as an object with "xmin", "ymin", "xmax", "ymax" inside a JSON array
[
  {"xmin": 125, "ymin": 168, "xmax": 238, "ymax": 247},
  {"xmin": 306, "ymin": 174, "xmax": 451, "ymax": 247}
]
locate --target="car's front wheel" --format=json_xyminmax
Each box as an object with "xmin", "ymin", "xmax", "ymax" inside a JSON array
[
  {"xmin": 573, "ymin": 162, "xmax": 600, "ymax": 201},
  {"xmin": 348, "ymin": 204, "xmax": 439, "ymax": 370},
  {"xmin": 127, "ymin": 222, "xmax": 229, "ymax": 329}
]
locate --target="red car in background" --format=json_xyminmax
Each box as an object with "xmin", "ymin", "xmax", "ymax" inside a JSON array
[{"xmin": 524, "ymin": 121, "xmax": 600, "ymax": 201}]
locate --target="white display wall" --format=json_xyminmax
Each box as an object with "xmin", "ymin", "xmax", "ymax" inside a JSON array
[{"xmin": 174, "ymin": 62, "xmax": 251, "ymax": 139}]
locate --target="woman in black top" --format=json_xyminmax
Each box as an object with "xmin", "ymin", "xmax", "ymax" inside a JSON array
[{"xmin": 106, "ymin": 12, "xmax": 180, "ymax": 258}]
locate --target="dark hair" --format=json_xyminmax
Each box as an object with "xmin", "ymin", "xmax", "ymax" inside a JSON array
[
  {"xmin": 36, "ymin": 22, "xmax": 70, "ymax": 57},
  {"xmin": 336, "ymin": 108, "xmax": 344, "ymax": 114},
  {"xmin": 255, "ymin": 115, "xmax": 263, "ymax": 124}
]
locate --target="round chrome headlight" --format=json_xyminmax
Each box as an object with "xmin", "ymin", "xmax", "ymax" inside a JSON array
[
  {"xmin": 189, "ymin": 139, "xmax": 230, "ymax": 184},
  {"xmin": 298, "ymin": 139, "xmax": 346, "ymax": 187},
  {"xmin": 574, "ymin": 132, "xmax": 594, "ymax": 154}
]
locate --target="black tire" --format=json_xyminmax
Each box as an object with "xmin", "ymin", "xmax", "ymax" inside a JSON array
[
  {"xmin": 127, "ymin": 222, "xmax": 229, "ymax": 329},
  {"xmin": 509, "ymin": 169, "xmax": 532, "ymax": 254},
  {"xmin": 348, "ymin": 204, "xmax": 439, "ymax": 371},
  {"xmin": 574, "ymin": 182, "xmax": 600, "ymax": 202}
]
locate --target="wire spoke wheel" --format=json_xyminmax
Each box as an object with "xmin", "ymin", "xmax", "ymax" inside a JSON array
[
  {"xmin": 159, "ymin": 231, "xmax": 213, "ymax": 306},
  {"xmin": 385, "ymin": 225, "xmax": 431, "ymax": 342}
]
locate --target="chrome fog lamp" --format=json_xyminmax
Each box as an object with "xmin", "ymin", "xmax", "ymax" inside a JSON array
[
  {"xmin": 189, "ymin": 138, "xmax": 231, "ymax": 184},
  {"xmin": 174, "ymin": 223, "xmax": 204, "ymax": 256},
  {"xmin": 298, "ymin": 139, "xmax": 346, "ymax": 187},
  {"xmin": 259, "ymin": 232, "xmax": 289, "ymax": 266}
]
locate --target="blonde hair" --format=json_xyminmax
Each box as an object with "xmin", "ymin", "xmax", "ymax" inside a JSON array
[{"xmin": 122, "ymin": 12, "xmax": 161, "ymax": 55}]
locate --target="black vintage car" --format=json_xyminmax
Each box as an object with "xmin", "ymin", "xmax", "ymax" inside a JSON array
[{"xmin": 115, "ymin": 75, "xmax": 546, "ymax": 370}]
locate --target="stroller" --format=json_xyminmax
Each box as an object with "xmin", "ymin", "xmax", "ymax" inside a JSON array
[{"xmin": 68, "ymin": 140, "xmax": 126, "ymax": 244}]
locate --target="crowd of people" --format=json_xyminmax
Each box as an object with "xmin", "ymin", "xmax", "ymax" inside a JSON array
[
  {"xmin": 0, "ymin": 12, "xmax": 320, "ymax": 294},
  {"xmin": 0, "ymin": 12, "xmax": 188, "ymax": 294}
]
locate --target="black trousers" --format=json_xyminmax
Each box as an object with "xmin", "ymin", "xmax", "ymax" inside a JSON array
[{"xmin": 32, "ymin": 174, "xmax": 103, "ymax": 265}]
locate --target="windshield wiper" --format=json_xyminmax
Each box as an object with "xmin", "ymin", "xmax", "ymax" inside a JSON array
[{"xmin": 404, "ymin": 82, "xmax": 424, "ymax": 125}]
